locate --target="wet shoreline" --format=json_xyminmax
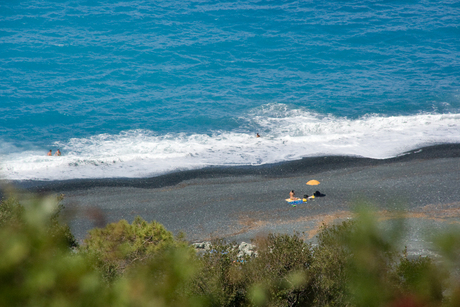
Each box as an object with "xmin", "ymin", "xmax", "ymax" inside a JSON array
[{"xmin": 2, "ymin": 143, "xmax": 460, "ymax": 252}]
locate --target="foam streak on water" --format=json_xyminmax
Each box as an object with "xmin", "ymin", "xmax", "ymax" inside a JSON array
[{"xmin": 2, "ymin": 104, "xmax": 459, "ymax": 180}]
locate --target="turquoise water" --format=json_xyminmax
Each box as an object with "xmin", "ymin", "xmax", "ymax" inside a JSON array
[{"xmin": 1, "ymin": 0, "xmax": 460, "ymax": 180}]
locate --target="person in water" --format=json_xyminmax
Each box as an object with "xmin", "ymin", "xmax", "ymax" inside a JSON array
[
  {"xmin": 289, "ymin": 190, "xmax": 300, "ymax": 200},
  {"xmin": 55, "ymin": 149, "xmax": 61, "ymax": 156},
  {"xmin": 47, "ymin": 150, "xmax": 52, "ymax": 156},
  {"xmin": 256, "ymin": 133, "xmax": 260, "ymax": 138}
]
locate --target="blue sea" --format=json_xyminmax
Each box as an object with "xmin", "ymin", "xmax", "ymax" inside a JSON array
[{"xmin": 1, "ymin": 0, "xmax": 460, "ymax": 181}]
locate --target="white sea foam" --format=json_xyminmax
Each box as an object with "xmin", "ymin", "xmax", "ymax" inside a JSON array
[{"xmin": 1, "ymin": 107, "xmax": 460, "ymax": 180}]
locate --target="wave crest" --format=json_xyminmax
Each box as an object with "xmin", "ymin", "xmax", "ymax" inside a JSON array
[{"xmin": 2, "ymin": 108, "xmax": 460, "ymax": 180}]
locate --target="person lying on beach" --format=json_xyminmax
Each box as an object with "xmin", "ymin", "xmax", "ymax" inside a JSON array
[
  {"xmin": 289, "ymin": 190, "xmax": 300, "ymax": 200},
  {"xmin": 47, "ymin": 150, "xmax": 52, "ymax": 156},
  {"xmin": 55, "ymin": 149, "xmax": 61, "ymax": 156}
]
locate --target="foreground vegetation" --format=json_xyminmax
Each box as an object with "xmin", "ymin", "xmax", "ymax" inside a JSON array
[{"xmin": 2, "ymin": 190, "xmax": 460, "ymax": 306}]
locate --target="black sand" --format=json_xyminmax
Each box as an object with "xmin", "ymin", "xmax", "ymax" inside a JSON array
[{"xmin": 4, "ymin": 144, "xmax": 460, "ymax": 253}]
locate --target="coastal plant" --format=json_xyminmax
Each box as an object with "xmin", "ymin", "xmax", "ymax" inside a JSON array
[
  {"xmin": 123, "ymin": 245, "xmax": 206, "ymax": 307},
  {"xmin": 0, "ymin": 192, "xmax": 78, "ymax": 248},
  {"xmin": 0, "ymin": 193, "xmax": 118, "ymax": 307},
  {"xmin": 0, "ymin": 195, "xmax": 24, "ymax": 227},
  {"xmin": 310, "ymin": 220, "xmax": 354, "ymax": 306},
  {"xmin": 393, "ymin": 248, "xmax": 445, "ymax": 306},
  {"xmin": 429, "ymin": 226, "xmax": 460, "ymax": 307},
  {"xmin": 2, "ymin": 190, "xmax": 459, "ymax": 306},
  {"xmin": 0, "ymin": 192, "xmax": 206, "ymax": 306},
  {"xmin": 282, "ymin": 209, "xmax": 448, "ymax": 307},
  {"xmin": 191, "ymin": 239, "xmax": 249, "ymax": 307},
  {"xmin": 247, "ymin": 233, "xmax": 314, "ymax": 306},
  {"xmin": 190, "ymin": 234, "xmax": 315, "ymax": 307},
  {"xmin": 335, "ymin": 208, "xmax": 446, "ymax": 307},
  {"xmin": 80, "ymin": 216, "xmax": 189, "ymax": 282},
  {"xmin": 47, "ymin": 194, "xmax": 79, "ymax": 249}
]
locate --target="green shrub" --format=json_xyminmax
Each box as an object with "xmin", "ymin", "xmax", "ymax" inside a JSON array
[
  {"xmin": 340, "ymin": 209, "xmax": 446, "ymax": 307},
  {"xmin": 191, "ymin": 234, "xmax": 314, "ymax": 307},
  {"xmin": 0, "ymin": 194, "xmax": 117, "ymax": 307},
  {"xmin": 124, "ymin": 245, "xmax": 205, "ymax": 307},
  {"xmin": 191, "ymin": 239, "xmax": 248, "ymax": 307},
  {"xmin": 311, "ymin": 220, "xmax": 354, "ymax": 306},
  {"xmin": 0, "ymin": 192, "xmax": 203, "ymax": 307},
  {"xmin": 81, "ymin": 216, "xmax": 187, "ymax": 282},
  {"xmin": 248, "ymin": 233, "xmax": 314, "ymax": 306},
  {"xmin": 395, "ymin": 248, "xmax": 445, "ymax": 305},
  {"xmin": 0, "ymin": 193, "xmax": 78, "ymax": 249},
  {"xmin": 3, "ymin": 190, "xmax": 460, "ymax": 307},
  {"xmin": 0, "ymin": 195, "xmax": 24, "ymax": 228}
]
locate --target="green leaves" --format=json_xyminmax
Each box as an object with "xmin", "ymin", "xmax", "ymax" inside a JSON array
[
  {"xmin": 0, "ymin": 193, "xmax": 113, "ymax": 307},
  {"xmin": 3, "ymin": 190, "xmax": 460, "ymax": 307},
  {"xmin": 80, "ymin": 216, "xmax": 186, "ymax": 282}
]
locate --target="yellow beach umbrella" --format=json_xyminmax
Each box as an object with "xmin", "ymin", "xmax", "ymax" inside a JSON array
[{"xmin": 306, "ymin": 180, "xmax": 320, "ymax": 186}]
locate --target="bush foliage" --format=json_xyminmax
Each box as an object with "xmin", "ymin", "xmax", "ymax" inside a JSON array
[
  {"xmin": 81, "ymin": 216, "xmax": 188, "ymax": 282},
  {"xmin": 2, "ymin": 191, "xmax": 460, "ymax": 306},
  {"xmin": 0, "ymin": 193, "xmax": 115, "ymax": 307}
]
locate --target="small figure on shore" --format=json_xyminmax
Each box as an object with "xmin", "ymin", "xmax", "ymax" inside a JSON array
[
  {"xmin": 313, "ymin": 191, "xmax": 326, "ymax": 197},
  {"xmin": 47, "ymin": 150, "xmax": 52, "ymax": 156},
  {"xmin": 55, "ymin": 149, "xmax": 61, "ymax": 156},
  {"xmin": 256, "ymin": 133, "xmax": 260, "ymax": 138},
  {"xmin": 289, "ymin": 190, "xmax": 300, "ymax": 201}
]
